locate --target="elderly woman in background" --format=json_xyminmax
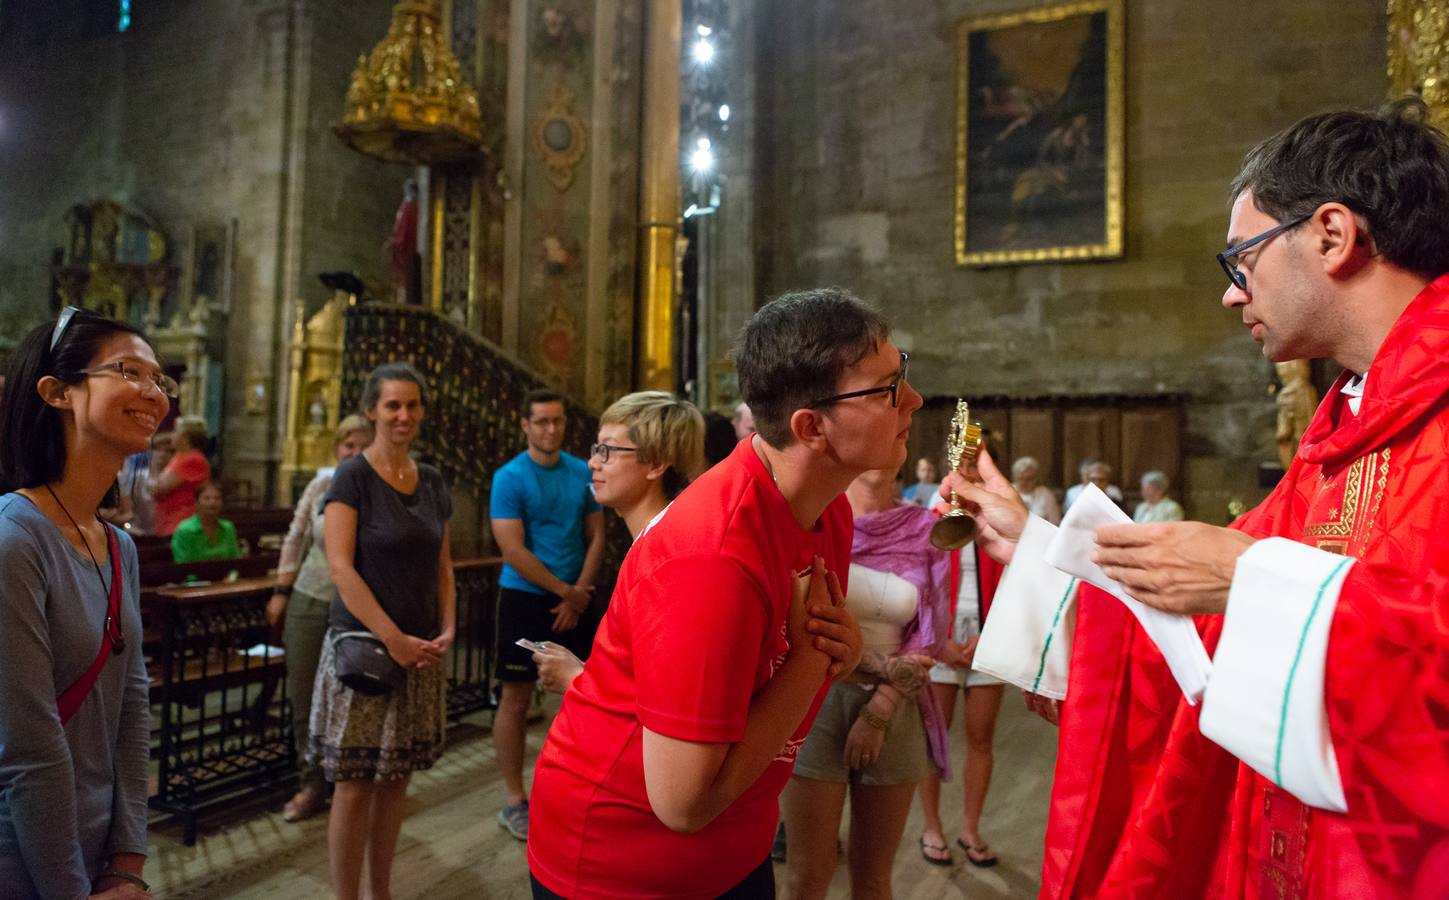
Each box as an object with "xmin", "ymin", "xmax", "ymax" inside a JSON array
[
  {"xmin": 532, "ymin": 391, "xmax": 705, "ymax": 693},
  {"xmin": 266, "ymin": 413, "xmax": 372, "ymax": 822},
  {"xmin": 1133, "ymin": 470, "xmax": 1185, "ymax": 523},
  {"xmin": 1009, "ymin": 456, "xmax": 1060, "ymax": 524},
  {"xmin": 149, "ymin": 415, "xmax": 210, "ymax": 536},
  {"xmin": 783, "ymin": 467, "xmax": 951, "ymax": 900}
]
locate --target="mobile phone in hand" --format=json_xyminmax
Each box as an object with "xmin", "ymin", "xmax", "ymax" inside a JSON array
[{"xmin": 515, "ymin": 638, "xmax": 551, "ymax": 653}]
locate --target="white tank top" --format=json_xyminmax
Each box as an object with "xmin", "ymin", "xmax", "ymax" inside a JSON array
[{"xmin": 845, "ymin": 562, "xmax": 919, "ymax": 657}]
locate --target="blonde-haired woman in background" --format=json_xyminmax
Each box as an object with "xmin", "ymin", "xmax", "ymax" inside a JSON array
[
  {"xmin": 532, "ymin": 391, "xmax": 704, "ymax": 692},
  {"xmin": 268, "ymin": 413, "xmax": 373, "ymax": 822}
]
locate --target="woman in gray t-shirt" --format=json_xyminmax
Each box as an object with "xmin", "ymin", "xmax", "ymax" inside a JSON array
[
  {"xmin": 309, "ymin": 363, "xmax": 454, "ymax": 900},
  {"xmin": 0, "ymin": 307, "xmax": 170, "ymax": 899}
]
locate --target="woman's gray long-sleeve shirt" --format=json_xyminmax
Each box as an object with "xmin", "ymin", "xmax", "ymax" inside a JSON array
[{"xmin": 0, "ymin": 495, "xmax": 150, "ymax": 900}]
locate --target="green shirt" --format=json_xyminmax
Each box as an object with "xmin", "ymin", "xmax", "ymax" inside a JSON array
[{"xmin": 170, "ymin": 515, "xmax": 241, "ymax": 563}]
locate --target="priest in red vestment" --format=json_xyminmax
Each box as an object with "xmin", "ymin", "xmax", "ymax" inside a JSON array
[{"xmin": 955, "ymin": 98, "xmax": 1449, "ymax": 899}]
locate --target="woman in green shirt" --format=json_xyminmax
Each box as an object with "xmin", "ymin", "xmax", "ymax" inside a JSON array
[{"xmin": 170, "ymin": 480, "xmax": 240, "ymax": 562}]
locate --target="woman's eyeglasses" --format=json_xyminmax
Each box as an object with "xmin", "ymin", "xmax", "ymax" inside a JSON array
[
  {"xmin": 80, "ymin": 361, "xmax": 180, "ymax": 398},
  {"xmin": 590, "ymin": 443, "xmax": 639, "ymax": 463},
  {"xmin": 807, "ymin": 351, "xmax": 910, "ymax": 409}
]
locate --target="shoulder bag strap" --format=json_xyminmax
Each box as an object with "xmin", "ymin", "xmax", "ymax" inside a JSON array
[{"xmin": 56, "ymin": 526, "xmax": 122, "ymax": 725}]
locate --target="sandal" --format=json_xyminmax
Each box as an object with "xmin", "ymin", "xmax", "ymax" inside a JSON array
[
  {"xmin": 282, "ymin": 786, "xmax": 324, "ymax": 822},
  {"xmin": 956, "ymin": 837, "xmax": 998, "ymax": 868},
  {"xmin": 920, "ymin": 836, "xmax": 952, "ymax": 866}
]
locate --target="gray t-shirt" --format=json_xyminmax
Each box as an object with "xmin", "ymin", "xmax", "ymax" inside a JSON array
[
  {"xmin": 324, "ymin": 455, "xmax": 452, "ymax": 637},
  {"xmin": 0, "ymin": 494, "xmax": 150, "ymax": 900}
]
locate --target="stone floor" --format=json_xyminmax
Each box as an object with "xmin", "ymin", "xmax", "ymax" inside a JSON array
[{"xmin": 146, "ymin": 692, "xmax": 1057, "ymax": 899}]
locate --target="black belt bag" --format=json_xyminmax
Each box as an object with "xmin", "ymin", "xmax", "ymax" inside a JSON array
[{"xmin": 333, "ymin": 630, "xmax": 406, "ymax": 695}]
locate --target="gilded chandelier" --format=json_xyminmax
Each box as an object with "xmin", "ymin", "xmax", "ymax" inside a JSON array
[{"xmin": 335, "ymin": 0, "xmax": 483, "ymax": 165}]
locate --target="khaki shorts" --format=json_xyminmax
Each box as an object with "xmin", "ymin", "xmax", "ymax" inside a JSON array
[{"xmin": 792, "ymin": 682, "xmax": 931, "ymax": 786}]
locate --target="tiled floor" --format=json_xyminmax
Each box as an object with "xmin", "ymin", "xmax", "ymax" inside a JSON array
[{"xmin": 148, "ymin": 693, "xmax": 1057, "ymax": 899}]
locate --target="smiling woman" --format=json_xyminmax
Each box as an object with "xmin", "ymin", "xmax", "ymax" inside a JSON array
[{"xmin": 0, "ymin": 307, "xmax": 163, "ymax": 899}]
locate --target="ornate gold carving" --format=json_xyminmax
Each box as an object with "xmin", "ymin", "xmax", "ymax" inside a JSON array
[
  {"xmin": 335, "ymin": 0, "xmax": 484, "ymax": 165},
  {"xmin": 1389, "ymin": 0, "xmax": 1449, "ymax": 130},
  {"xmin": 954, "ymin": 0, "xmax": 1124, "ymax": 266},
  {"xmin": 531, "ymin": 83, "xmax": 589, "ymax": 191},
  {"xmin": 1274, "ymin": 360, "xmax": 1318, "ymax": 470},
  {"xmin": 281, "ymin": 290, "xmax": 352, "ymax": 492}
]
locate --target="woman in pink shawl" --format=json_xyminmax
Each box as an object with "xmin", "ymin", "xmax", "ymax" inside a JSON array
[{"xmin": 781, "ymin": 468, "xmax": 952, "ymax": 899}]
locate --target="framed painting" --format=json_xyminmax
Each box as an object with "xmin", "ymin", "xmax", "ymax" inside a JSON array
[{"xmin": 954, "ymin": 0, "xmax": 1124, "ymax": 266}]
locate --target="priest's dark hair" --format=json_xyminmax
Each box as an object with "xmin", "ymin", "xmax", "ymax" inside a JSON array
[
  {"xmin": 359, "ymin": 361, "xmax": 429, "ymax": 412},
  {"xmin": 1231, "ymin": 96, "xmax": 1449, "ymax": 280},
  {"xmin": 734, "ymin": 287, "xmax": 889, "ymax": 449},
  {"xmin": 0, "ymin": 308, "xmax": 152, "ymax": 494}
]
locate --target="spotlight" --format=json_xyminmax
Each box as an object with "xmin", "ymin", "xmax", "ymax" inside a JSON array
[
  {"xmin": 718, "ymin": 104, "xmax": 731, "ymax": 122},
  {"xmin": 690, "ymin": 145, "xmax": 715, "ymax": 173},
  {"xmin": 696, "ymin": 24, "xmax": 713, "ymax": 37},
  {"xmin": 692, "ymin": 39, "xmax": 715, "ymax": 64}
]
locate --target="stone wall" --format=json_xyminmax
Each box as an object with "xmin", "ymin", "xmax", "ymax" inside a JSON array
[
  {"xmin": 734, "ymin": 0, "xmax": 1388, "ymax": 516},
  {"xmin": 0, "ymin": 0, "xmax": 401, "ymax": 498}
]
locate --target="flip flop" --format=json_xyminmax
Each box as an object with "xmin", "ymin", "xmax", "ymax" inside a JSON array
[
  {"xmin": 920, "ymin": 836, "xmax": 952, "ymax": 866},
  {"xmin": 957, "ymin": 837, "xmax": 998, "ymax": 868}
]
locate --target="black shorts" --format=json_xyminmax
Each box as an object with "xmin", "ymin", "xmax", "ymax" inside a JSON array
[{"xmin": 494, "ymin": 587, "xmax": 591, "ymax": 683}]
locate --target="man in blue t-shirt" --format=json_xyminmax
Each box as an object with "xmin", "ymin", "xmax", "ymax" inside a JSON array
[{"xmin": 489, "ymin": 389, "xmax": 604, "ymax": 841}]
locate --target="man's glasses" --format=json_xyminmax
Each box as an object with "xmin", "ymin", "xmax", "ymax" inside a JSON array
[
  {"xmin": 807, "ymin": 351, "xmax": 910, "ymax": 409},
  {"xmin": 1217, "ymin": 215, "xmax": 1310, "ymax": 290},
  {"xmin": 50, "ymin": 305, "xmax": 83, "ymax": 352},
  {"xmin": 590, "ymin": 443, "xmax": 638, "ymax": 463},
  {"xmin": 80, "ymin": 361, "xmax": 181, "ymax": 398}
]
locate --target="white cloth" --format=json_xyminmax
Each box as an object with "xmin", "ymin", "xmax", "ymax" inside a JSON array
[
  {"xmin": 1200, "ymin": 538, "xmax": 1351, "ymax": 812},
  {"xmin": 971, "ymin": 516, "xmax": 1075, "ymax": 700},
  {"xmin": 1045, "ymin": 484, "xmax": 1212, "ymax": 703},
  {"xmin": 1064, "ymin": 481, "xmax": 1123, "ymax": 513},
  {"xmin": 845, "ymin": 563, "xmax": 916, "ymax": 657}
]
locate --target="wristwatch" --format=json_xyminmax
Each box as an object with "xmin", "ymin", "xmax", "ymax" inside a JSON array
[
  {"xmin": 98, "ymin": 871, "xmax": 151, "ymax": 892},
  {"xmin": 273, "ymin": 584, "xmax": 294, "ymax": 598}
]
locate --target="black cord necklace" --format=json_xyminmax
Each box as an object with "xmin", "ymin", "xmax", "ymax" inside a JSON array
[{"xmin": 44, "ymin": 483, "xmax": 124, "ymax": 652}]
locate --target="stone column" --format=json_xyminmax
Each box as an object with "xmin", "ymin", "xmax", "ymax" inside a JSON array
[{"xmin": 635, "ymin": 0, "xmax": 681, "ymax": 391}]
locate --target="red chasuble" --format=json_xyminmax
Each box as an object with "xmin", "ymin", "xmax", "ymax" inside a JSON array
[{"xmin": 1041, "ymin": 274, "xmax": 1449, "ymax": 899}]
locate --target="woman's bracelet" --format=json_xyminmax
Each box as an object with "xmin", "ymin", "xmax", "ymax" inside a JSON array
[
  {"xmin": 860, "ymin": 707, "xmax": 891, "ymax": 732},
  {"xmin": 98, "ymin": 870, "xmax": 151, "ymax": 892}
]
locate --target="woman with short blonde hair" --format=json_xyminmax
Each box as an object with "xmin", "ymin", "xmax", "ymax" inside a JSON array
[{"xmin": 532, "ymin": 391, "xmax": 704, "ymax": 694}]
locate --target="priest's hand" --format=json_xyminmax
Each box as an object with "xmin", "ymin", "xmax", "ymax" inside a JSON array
[
  {"xmin": 1093, "ymin": 521, "xmax": 1256, "ymax": 615},
  {"xmin": 940, "ymin": 445, "xmax": 1029, "ymax": 565},
  {"xmin": 1023, "ymin": 691, "xmax": 1060, "ymax": 726}
]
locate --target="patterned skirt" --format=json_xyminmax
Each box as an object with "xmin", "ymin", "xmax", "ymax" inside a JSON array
[{"xmin": 307, "ymin": 629, "xmax": 446, "ymax": 783}]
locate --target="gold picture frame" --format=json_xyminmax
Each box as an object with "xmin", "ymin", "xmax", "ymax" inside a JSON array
[{"xmin": 954, "ymin": 0, "xmax": 1124, "ymax": 266}]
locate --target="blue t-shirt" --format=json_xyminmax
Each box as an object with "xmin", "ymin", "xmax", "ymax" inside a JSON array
[{"xmin": 489, "ymin": 451, "xmax": 600, "ymax": 595}]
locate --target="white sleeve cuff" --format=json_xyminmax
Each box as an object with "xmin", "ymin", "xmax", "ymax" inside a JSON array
[
  {"xmin": 972, "ymin": 515, "xmax": 1076, "ymax": 700},
  {"xmin": 1200, "ymin": 537, "xmax": 1352, "ymax": 813}
]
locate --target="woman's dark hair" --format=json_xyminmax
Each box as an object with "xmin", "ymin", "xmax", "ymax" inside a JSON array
[
  {"xmin": 702, "ymin": 411, "xmax": 737, "ymax": 468},
  {"xmin": 0, "ymin": 309, "xmax": 153, "ymax": 493},
  {"xmin": 360, "ymin": 362, "xmax": 429, "ymax": 411}
]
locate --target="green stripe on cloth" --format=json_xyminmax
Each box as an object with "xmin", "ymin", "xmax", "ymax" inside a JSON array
[
  {"xmin": 1031, "ymin": 578, "xmax": 1078, "ymax": 696},
  {"xmin": 1273, "ymin": 556, "xmax": 1353, "ymax": 786}
]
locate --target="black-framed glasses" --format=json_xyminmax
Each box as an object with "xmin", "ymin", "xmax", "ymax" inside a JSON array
[
  {"xmin": 50, "ymin": 305, "xmax": 84, "ymax": 352},
  {"xmin": 80, "ymin": 361, "xmax": 181, "ymax": 398},
  {"xmin": 807, "ymin": 351, "xmax": 910, "ymax": 409},
  {"xmin": 1217, "ymin": 215, "xmax": 1310, "ymax": 290},
  {"xmin": 590, "ymin": 443, "xmax": 638, "ymax": 463}
]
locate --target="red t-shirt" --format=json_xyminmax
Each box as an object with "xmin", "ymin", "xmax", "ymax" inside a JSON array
[
  {"xmin": 527, "ymin": 438, "xmax": 853, "ymax": 899},
  {"xmin": 152, "ymin": 449, "xmax": 210, "ymax": 536}
]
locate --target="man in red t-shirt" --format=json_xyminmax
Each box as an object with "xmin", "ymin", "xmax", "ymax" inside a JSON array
[{"xmin": 528, "ymin": 288, "xmax": 925, "ymax": 899}]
